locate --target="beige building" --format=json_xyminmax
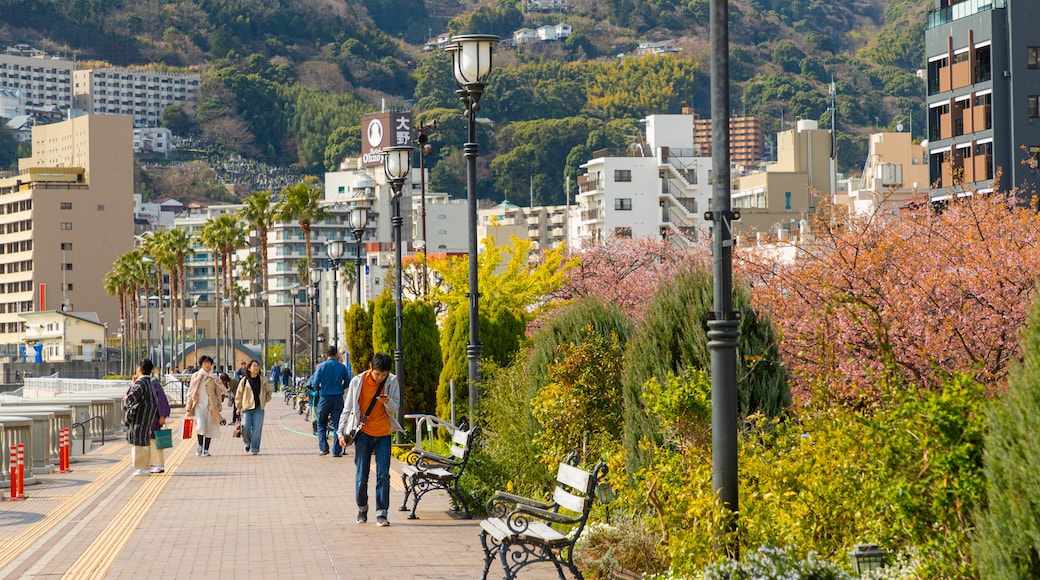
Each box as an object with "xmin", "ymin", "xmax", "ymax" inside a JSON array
[
  {"xmin": 837, "ymin": 131, "xmax": 929, "ymax": 216},
  {"xmin": 0, "ymin": 115, "xmax": 134, "ymax": 344},
  {"xmin": 732, "ymin": 119, "xmax": 834, "ymax": 235},
  {"xmin": 18, "ymin": 310, "xmax": 105, "ymax": 363}
]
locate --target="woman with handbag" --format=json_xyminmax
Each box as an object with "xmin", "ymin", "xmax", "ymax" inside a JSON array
[
  {"xmin": 124, "ymin": 359, "xmax": 159, "ymax": 476},
  {"xmin": 235, "ymin": 359, "xmax": 273, "ymax": 455},
  {"xmin": 186, "ymin": 355, "xmax": 226, "ymax": 456}
]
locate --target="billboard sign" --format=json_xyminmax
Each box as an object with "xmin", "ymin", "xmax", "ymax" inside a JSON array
[{"xmin": 362, "ymin": 111, "xmax": 413, "ymax": 167}]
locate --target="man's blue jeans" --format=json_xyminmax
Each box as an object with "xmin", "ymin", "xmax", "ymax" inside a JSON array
[
  {"xmin": 354, "ymin": 431, "xmax": 392, "ymax": 513},
  {"xmin": 241, "ymin": 408, "xmax": 265, "ymax": 453},
  {"xmin": 316, "ymin": 394, "xmax": 344, "ymax": 455}
]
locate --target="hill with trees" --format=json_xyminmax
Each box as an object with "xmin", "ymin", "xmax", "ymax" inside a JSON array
[{"xmin": 0, "ymin": 0, "xmax": 933, "ymax": 204}]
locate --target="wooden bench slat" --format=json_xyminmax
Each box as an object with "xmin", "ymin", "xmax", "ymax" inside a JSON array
[
  {"xmin": 556, "ymin": 462, "xmax": 592, "ymax": 491},
  {"xmin": 552, "ymin": 486, "xmax": 587, "ymax": 515}
]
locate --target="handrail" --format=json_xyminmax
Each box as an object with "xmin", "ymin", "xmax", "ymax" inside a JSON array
[{"xmin": 71, "ymin": 416, "xmax": 106, "ymax": 455}]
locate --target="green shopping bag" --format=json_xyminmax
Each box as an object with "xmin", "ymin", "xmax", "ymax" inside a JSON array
[{"xmin": 154, "ymin": 428, "xmax": 173, "ymax": 450}]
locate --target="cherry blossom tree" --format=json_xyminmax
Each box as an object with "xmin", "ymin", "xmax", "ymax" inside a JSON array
[
  {"xmin": 739, "ymin": 191, "xmax": 1040, "ymax": 404},
  {"xmin": 557, "ymin": 237, "xmax": 709, "ymax": 322}
]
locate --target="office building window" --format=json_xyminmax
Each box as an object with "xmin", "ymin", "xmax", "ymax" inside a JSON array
[
  {"xmin": 614, "ymin": 198, "xmax": 633, "ymax": 211},
  {"xmin": 61, "ymin": 263, "xmax": 73, "ymax": 271},
  {"xmin": 614, "ymin": 169, "xmax": 632, "ymax": 182},
  {"xmin": 60, "ymin": 242, "xmax": 72, "ymax": 251},
  {"xmin": 1030, "ymin": 96, "xmax": 1040, "ymax": 119},
  {"xmin": 60, "ymin": 202, "xmax": 72, "ymax": 210},
  {"xmin": 60, "ymin": 222, "xmax": 72, "ymax": 230},
  {"xmin": 97, "ymin": 204, "xmax": 104, "ymax": 211},
  {"xmin": 1030, "ymin": 47, "xmax": 1040, "ymax": 69}
]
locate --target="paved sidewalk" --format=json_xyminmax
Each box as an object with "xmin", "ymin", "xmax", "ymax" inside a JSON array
[{"xmin": 0, "ymin": 400, "xmax": 561, "ymax": 579}]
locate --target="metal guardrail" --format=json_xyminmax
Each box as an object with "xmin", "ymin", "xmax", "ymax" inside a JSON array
[{"xmin": 71, "ymin": 416, "xmax": 106, "ymax": 455}]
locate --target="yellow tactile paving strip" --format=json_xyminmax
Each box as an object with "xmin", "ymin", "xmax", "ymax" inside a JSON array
[
  {"xmin": 62, "ymin": 436, "xmax": 193, "ymax": 579},
  {"xmin": 0, "ymin": 451, "xmax": 130, "ymax": 571}
]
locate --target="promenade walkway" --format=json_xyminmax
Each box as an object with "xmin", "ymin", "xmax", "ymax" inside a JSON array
[{"xmin": 0, "ymin": 401, "xmax": 559, "ymax": 579}]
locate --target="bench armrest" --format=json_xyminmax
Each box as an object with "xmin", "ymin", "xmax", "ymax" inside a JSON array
[
  {"xmin": 506, "ymin": 503, "xmax": 579, "ymax": 534},
  {"xmin": 415, "ymin": 451, "xmax": 462, "ymax": 471},
  {"xmin": 486, "ymin": 490, "xmax": 552, "ymax": 517}
]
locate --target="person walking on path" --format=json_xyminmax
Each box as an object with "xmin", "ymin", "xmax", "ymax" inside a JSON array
[
  {"xmin": 338, "ymin": 352, "xmax": 403, "ymax": 526},
  {"xmin": 310, "ymin": 345, "xmax": 352, "ymax": 457},
  {"xmin": 187, "ymin": 355, "xmax": 226, "ymax": 456},
  {"xmin": 235, "ymin": 359, "xmax": 273, "ymax": 455},
  {"xmin": 222, "ymin": 372, "xmax": 239, "ymax": 425},
  {"xmin": 270, "ymin": 361, "xmax": 282, "ymax": 393},
  {"xmin": 124, "ymin": 359, "xmax": 159, "ymax": 476},
  {"xmin": 149, "ymin": 374, "xmax": 172, "ymax": 473}
]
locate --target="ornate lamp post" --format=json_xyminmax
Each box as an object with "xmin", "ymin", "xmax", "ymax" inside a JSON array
[
  {"xmin": 159, "ymin": 309, "xmax": 166, "ymax": 375},
  {"xmin": 259, "ymin": 290, "xmax": 268, "ymax": 371},
  {"xmin": 309, "ymin": 266, "xmax": 322, "ymax": 375},
  {"xmin": 118, "ymin": 318, "xmax": 125, "ymax": 376},
  {"xmin": 383, "ymin": 144, "xmax": 412, "ymax": 428},
  {"xmin": 325, "ymin": 240, "xmax": 346, "ymax": 349},
  {"xmin": 447, "ymin": 33, "xmax": 499, "ymax": 422},
  {"xmin": 290, "ymin": 283, "xmax": 299, "ymax": 387},
  {"xmin": 416, "ymin": 121, "xmax": 437, "ymax": 299},
  {"xmin": 191, "ymin": 301, "xmax": 199, "ymax": 368},
  {"xmin": 349, "ymin": 197, "xmax": 370, "ymax": 307}
]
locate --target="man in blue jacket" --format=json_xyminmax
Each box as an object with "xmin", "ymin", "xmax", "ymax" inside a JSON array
[{"xmin": 310, "ymin": 345, "xmax": 352, "ymax": 457}]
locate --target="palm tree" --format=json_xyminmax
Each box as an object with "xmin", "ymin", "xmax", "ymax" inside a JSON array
[
  {"xmin": 214, "ymin": 216, "xmax": 247, "ymax": 368},
  {"xmin": 142, "ymin": 230, "xmax": 176, "ymax": 371},
  {"xmin": 165, "ymin": 228, "xmax": 194, "ymax": 368},
  {"xmin": 276, "ymin": 179, "xmax": 330, "ymax": 287},
  {"xmin": 198, "ymin": 217, "xmax": 230, "ymax": 368},
  {"xmin": 238, "ymin": 189, "xmax": 278, "ymax": 365}
]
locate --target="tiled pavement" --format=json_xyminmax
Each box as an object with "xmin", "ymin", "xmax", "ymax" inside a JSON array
[{"xmin": 0, "ymin": 401, "xmax": 562, "ymax": 579}]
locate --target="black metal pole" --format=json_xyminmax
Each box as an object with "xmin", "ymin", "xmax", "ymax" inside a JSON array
[
  {"xmin": 355, "ymin": 230, "xmax": 364, "ymax": 306},
  {"xmin": 392, "ymin": 192, "xmax": 405, "ymax": 428},
  {"xmin": 709, "ymin": 0, "xmax": 739, "ymax": 555},
  {"xmin": 462, "ymin": 89, "xmax": 483, "ymax": 423},
  {"xmin": 331, "ymin": 263, "xmax": 340, "ymax": 348}
]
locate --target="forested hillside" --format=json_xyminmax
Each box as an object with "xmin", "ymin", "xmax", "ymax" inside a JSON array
[{"xmin": 0, "ymin": 0, "xmax": 933, "ymax": 205}]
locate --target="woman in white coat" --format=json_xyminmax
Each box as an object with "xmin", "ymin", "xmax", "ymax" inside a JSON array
[{"xmin": 186, "ymin": 355, "xmax": 226, "ymax": 456}]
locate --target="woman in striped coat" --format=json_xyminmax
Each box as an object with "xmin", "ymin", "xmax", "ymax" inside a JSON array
[{"xmin": 124, "ymin": 359, "xmax": 159, "ymax": 476}]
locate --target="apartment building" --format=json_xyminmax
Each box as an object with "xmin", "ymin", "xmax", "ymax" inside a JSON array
[
  {"xmin": 478, "ymin": 201, "xmax": 574, "ymax": 255},
  {"xmin": 925, "ymin": 0, "xmax": 1040, "ymax": 198},
  {"xmin": 0, "ymin": 45, "xmax": 74, "ymax": 112},
  {"xmin": 837, "ymin": 131, "xmax": 930, "ymax": 216},
  {"xmin": 0, "ymin": 115, "xmax": 134, "ymax": 347},
  {"xmin": 728, "ymin": 119, "xmax": 834, "ymax": 235},
  {"xmin": 577, "ymin": 114, "xmax": 712, "ymax": 248},
  {"xmin": 73, "ymin": 68, "xmax": 201, "ymax": 128},
  {"xmin": 692, "ymin": 113, "xmax": 766, "ymax": 167}
]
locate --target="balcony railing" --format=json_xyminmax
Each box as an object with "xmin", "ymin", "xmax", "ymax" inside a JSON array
[{"xmin": 928, "ymin": 0, "xmax": 1003, "ymax": 28}]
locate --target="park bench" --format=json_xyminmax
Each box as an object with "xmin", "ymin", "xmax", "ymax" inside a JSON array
[
  {"xmin": 398, "ymin": 414, "xmax": 481, "ymax": 519},
  {"xmin": 479, "ymin": 457, "xmax": 609, "ymax": 580}
]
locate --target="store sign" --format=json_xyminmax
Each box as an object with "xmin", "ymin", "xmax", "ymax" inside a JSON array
[{"xmin": 362, "ymin": 112, "xmax": 413, "ymax": 166}]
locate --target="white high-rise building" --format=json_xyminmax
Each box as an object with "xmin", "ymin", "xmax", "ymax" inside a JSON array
[
  {"xmin": 0, "ymin": 45, "xmax": 74, "ymax": 112},
  {"xmin": 577, "ymin": 114, "xmax": 712, "ymax": 247}
]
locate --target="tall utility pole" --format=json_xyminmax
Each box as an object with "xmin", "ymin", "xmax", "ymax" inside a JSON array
[{"xmin": 708, "ymin": 0, "xmax": 740, "ymax": 556}]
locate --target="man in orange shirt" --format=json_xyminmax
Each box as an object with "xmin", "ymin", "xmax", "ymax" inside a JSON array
[{"xmin": 338, "ymin": 352, "xmax": 403, "ymax": 526}]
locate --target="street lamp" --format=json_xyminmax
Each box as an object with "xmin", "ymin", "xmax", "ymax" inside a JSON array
[
  {"xmin": 118, "ymin": 318, "xmax": 125, "ymax": 376},
  {"xmin": 159, "ymin": 309, "xmax": 166, "ymax": 375},
  {"xmin": 349, "ymin": 196, "xmax": 370, "ymax": 307},
  {"xmin": 848, "ymin": 544, "xmax": 887, "ymax": 576},
  {"xmin": 383, "ymin": 144, "xmax": 412, "ymax": 428},
  {"xmin": 325, "ymin": 239, "xmax": 346, "ymax": 349},
  {"xmin": 290, "ymin": 283, "xmax": 299, "ymax": 388},
  {"xmin": 309, "ymin": 266, "xmax": 322, "ymax": 375},
  {"xmin": 192, "ymin": 301, "xmax": 199, "ymax": 368},
  {"xmin": 447, "ymin": 33, "xmax": 499, "ymax": 423},
  {"xmin": 222, "ymin": 297, "xmax": 231, "ymax": 371},
  {"xmin": 259, "ymin": 290, "xmax": 268, "ymax": 370},
  {"xmin": 416, "ymin": 121, "xmax": 437, "ymax": 300}
]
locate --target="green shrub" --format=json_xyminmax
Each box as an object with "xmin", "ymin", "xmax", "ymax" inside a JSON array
[
  {"xmin": 974, "ymin": 298, "xmax": 1040, "ymax": 578},
  {"xmin": 622, "ymin": 266, "xmax": 789, "ymax": 474},
  {"xmin": 344, "ymin": 302, "xmax": 373, "ymax": 372}
]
